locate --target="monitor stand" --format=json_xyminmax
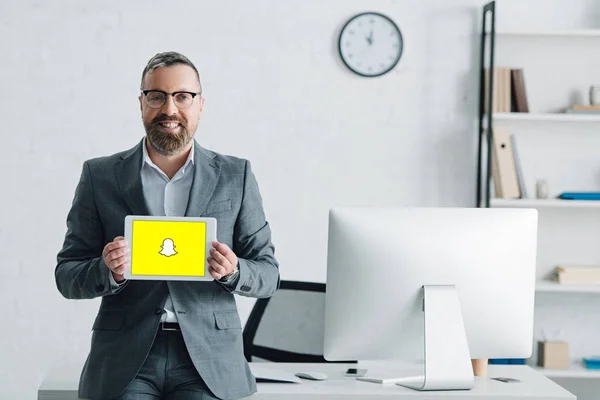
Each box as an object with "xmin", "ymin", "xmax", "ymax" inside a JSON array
[{"xmin": 357, "ymin": 285, "xmax": 474, "ymax": 391}]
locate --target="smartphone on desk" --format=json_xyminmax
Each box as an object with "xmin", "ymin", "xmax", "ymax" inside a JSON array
[{"xmin": 345, "ymin": 368, "xmax": 367, "ymax": 377}]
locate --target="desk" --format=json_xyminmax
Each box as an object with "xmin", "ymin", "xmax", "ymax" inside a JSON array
[{"xmin": 39, "ymin": 362, "xmax": 575, "ymax": 400}]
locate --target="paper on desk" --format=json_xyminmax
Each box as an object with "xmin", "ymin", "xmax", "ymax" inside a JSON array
[{"xmin": 250, "ymin": 365, "xmax": 303, "ymax": 383}]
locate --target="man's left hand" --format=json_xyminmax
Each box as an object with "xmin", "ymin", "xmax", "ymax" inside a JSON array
[{"xmin": 208, "ymin": 240, "xmax": 238, "ymax": 280}]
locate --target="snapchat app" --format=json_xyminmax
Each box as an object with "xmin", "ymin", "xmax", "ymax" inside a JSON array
[{"xmin": 131, "ymin": 220, "xmax": 207, "ymax": 277}]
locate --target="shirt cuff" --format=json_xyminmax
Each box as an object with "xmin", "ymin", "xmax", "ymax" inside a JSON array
[{"xmin": 108, "ymin": 272, "xmax": 127, "ymax": 289}]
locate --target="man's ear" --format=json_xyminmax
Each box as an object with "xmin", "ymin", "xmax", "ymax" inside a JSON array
[{"xmin": 198, "ymin": 97, "xmax": 205, "ymax": 120}]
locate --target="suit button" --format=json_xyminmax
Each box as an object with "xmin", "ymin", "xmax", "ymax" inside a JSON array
[
  {"xmin": 155, "ymin": 308, "xmax": 163, "ymax": 315},
  {"xmin": 96, "ymin": 284, "xmax": 105, "ymax": 292}
]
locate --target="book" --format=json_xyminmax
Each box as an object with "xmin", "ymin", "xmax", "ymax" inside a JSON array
[
  {"xmin": 554, "ymin": 265, "xmax": 600, "ymax": 285},
  {"xmin": 558, "ymin": 192, "xmax": 600, "ymax": 200},
  {"xmin": 510, "ymin": 134, "xmax": 527, "ymax": 198},
  {"xmin": 565, "ymin": 109, "xmax": 600, "ymax": 114},
  {"xmin": 490, "ymin": 126, "xmax": 520, "ymax": 198},
  {"xmin": 504, "ymin": 68, "xmax": 512, "ymax": 113},
  {"xmin": 572, "ymin": 105, "xmax": 600, "ymax": 111},
  {"xmin": 510, "ymin": 69, "xmax": 529, "ymax": 112},
  {"xmin": 565, "ymin": 104, "xmax": 600, "ymax": 114},
  {"xmin": 484, "ymin": 67, "xmax": 514, "ymax": 114},
  {"xmin": 489, "ymin": 358, "xmax": 526, "ymax": 365}
]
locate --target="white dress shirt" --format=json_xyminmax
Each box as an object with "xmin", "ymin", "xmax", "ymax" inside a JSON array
[{"xmin": 141, "ymin": 138, "xmax": 194, "ymax": 323}]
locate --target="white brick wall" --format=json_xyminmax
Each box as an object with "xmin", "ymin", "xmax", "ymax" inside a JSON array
[{"xmin": 1, "ymin": 0, "xmax": 598, "ymax": 398}]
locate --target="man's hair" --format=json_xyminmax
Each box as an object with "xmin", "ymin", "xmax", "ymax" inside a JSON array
[{"xmin": 140, "ymin": 51, "xmax": 202, "ymax": 93}]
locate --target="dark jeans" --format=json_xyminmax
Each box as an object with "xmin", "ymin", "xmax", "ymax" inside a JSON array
[{"xmin": 115, "ymin": 329, "xmax": 218, "ymax": 400}]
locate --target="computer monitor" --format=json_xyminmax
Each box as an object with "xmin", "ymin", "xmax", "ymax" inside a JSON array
[{"xmin": 323, "ymin": 207, "xmax": 537, "ymax": 391}]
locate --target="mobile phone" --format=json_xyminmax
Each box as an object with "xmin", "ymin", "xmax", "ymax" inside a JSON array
[{"xmin": 345, "ymin": 368, "xmax": 367, "ymax": 377}]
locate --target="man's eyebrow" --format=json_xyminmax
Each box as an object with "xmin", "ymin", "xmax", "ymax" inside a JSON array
[{"xmin": 142, "ymin": 88, "xmax": 200, "ymax": 93}]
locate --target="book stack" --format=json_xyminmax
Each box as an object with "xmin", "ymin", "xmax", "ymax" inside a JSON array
[
  {"xmin": 565, "ymin": 105, "xmax": 600, "ymax": 114},
  {"xmin": 483, "ymin": 67, "xmax": 530, "ymax": 201},
  {"xmin": 484, "ymin": 67, "xmax": 529, "ymax": 113},
  {"xmin": 554, "ymin": 265, "xmax": 600, "ymax": 285}
]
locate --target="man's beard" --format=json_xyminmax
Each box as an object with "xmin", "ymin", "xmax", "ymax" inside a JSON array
[{"xmin": 144, "ymin": 115, "xmax": 194, "ymax": 156}]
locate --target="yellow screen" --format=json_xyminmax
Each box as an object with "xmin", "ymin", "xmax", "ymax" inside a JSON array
[{"xmin": 130, "ymin": 220, "xmax": 207, "ymax": 277}]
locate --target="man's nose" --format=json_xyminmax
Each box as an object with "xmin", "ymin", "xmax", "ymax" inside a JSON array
[{"xmin": 162, "ymin": 95, "xmax": 178, "ymax": 116}]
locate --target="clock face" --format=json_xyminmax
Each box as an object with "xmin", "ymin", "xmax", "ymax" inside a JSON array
[{"xmin": 338, "ymin": 12, "xmax": 403, "ymax": 77}]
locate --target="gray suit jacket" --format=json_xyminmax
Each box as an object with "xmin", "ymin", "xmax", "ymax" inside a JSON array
[{"xmin": 55, "ymin": 139, "xmax": 280, "ymax": 400}]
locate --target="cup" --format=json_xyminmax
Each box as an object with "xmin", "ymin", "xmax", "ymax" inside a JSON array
[
  {"xmin": 536, "ymin": 180, "xmax": 549, "ymax": 199},
  {"xmin": 590, "ymin": 85, "xmax": 600, "ymax": 106}
]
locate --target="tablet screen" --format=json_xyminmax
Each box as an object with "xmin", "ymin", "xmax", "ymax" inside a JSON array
[{"xmin": 130, "ymin": 219, "xmax": 208, "ymax": 277}]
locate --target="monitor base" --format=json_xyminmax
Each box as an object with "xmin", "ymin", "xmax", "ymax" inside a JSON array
[
  {"xmin": 357, "ymin": 374, "xmax": 425, "ymax": 385},
  {"xmin": 358, "ymin": 285, "xmax": 474, "ymax": 391}
]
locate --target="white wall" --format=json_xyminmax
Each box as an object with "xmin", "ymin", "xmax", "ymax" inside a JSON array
[{"xmin": 0, "ymin": 0, "xmax": 597, "ymax": 398}]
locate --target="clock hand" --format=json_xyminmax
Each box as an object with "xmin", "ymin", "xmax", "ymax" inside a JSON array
[{"xmin": 365, "ymin": 30, "xmax": 373, "ymax": 46}]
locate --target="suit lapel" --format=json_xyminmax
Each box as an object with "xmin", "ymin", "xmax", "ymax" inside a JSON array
[
  {"xmin": 185, "ymin": 141, "xmax": 220, "ymax": 217},
  {"xmin": 115, "ymin": 139, "xmax": 151, "ymax": 216}
]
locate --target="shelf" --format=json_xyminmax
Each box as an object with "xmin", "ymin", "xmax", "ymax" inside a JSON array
[
  {"xmin": 485, "ymin": 113, "xmax": 600, "ymax": 123},
  {"xmin": 534, "ymin": 362, "xmax": 600, "ymax": 379},
  {"xmin": 488, "ymin": 30, "xmax": 600, "ymax": 37},
  {"xmin": 490, "ymin": 198, "xmax": 600, "ymax": 209},
  {"xmin": 536, "ymin": 281, "xmax": 600, "ymax": 294}
]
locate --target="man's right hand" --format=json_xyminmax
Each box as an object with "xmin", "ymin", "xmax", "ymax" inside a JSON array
[{"xmin": 102, "ymin": 236, "xmax": 130, "ymax": 283}]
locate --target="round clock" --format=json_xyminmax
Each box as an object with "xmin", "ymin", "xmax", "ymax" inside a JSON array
[{"xmin": 338, "ymin": 12, "xmax": 403, "ymax": 77}]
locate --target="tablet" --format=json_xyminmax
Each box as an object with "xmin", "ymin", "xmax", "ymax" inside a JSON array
[{"xmin": 124, "ymin": 215, "xmax": 217, "ymax": 281}]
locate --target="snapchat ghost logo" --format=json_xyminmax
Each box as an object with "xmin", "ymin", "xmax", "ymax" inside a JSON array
[{"xmin": 159, "ymin": 238, "xmax": 178, "ymax": 257}]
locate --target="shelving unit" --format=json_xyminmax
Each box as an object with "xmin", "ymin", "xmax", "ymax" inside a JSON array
[
  {"xmin": 478, "ymin": 2, "xmax": 600, "ymax": 397},
  {"xmin": 477, "ymin": 25, "xmax": 600, "ymax": 205}
]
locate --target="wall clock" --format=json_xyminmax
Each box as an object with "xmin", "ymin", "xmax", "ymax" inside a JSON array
[{"xmin": 338, "ymin": 12, "xmax": 403, "ymax": 77}]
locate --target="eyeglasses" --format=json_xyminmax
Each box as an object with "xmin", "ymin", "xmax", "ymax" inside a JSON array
[{"xmin": 141, "ymin": 90, "xmax": 201, "ymax": 109}]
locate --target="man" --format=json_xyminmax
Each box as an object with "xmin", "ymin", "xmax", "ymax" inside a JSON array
[{"xmin": 55, "ymin": 52, "xmax": 280, "ymax": 400}]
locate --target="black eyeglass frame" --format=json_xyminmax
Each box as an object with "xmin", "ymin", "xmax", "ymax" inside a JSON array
[{"xmin": 141, "ymin": 90, "xmax": 202, "ymax": 109}]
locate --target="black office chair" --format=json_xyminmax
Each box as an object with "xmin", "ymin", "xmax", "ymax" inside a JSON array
[{"xmin": 242, "ymin": 280, "xmax": 355, "ymax": 363}]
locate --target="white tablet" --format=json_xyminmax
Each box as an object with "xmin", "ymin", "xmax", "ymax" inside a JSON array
[{"xmin": 123, "ymin": 215, "xmax": 217, "ymax": 281}]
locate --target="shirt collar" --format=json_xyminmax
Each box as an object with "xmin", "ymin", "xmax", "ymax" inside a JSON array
[{"xmin": 142, "ymin": 137, "xmax": 195, "ymax": 173}]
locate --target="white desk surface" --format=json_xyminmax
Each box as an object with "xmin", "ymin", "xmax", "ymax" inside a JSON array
[{"xmin": 39, "ymin": 361, "xmax": 575, "ymax": 400}]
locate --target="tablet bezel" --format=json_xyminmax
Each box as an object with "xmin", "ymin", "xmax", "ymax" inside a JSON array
[{"xmin": 123, "ymin": 215, "xmax": 217, "ymax": 281}]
